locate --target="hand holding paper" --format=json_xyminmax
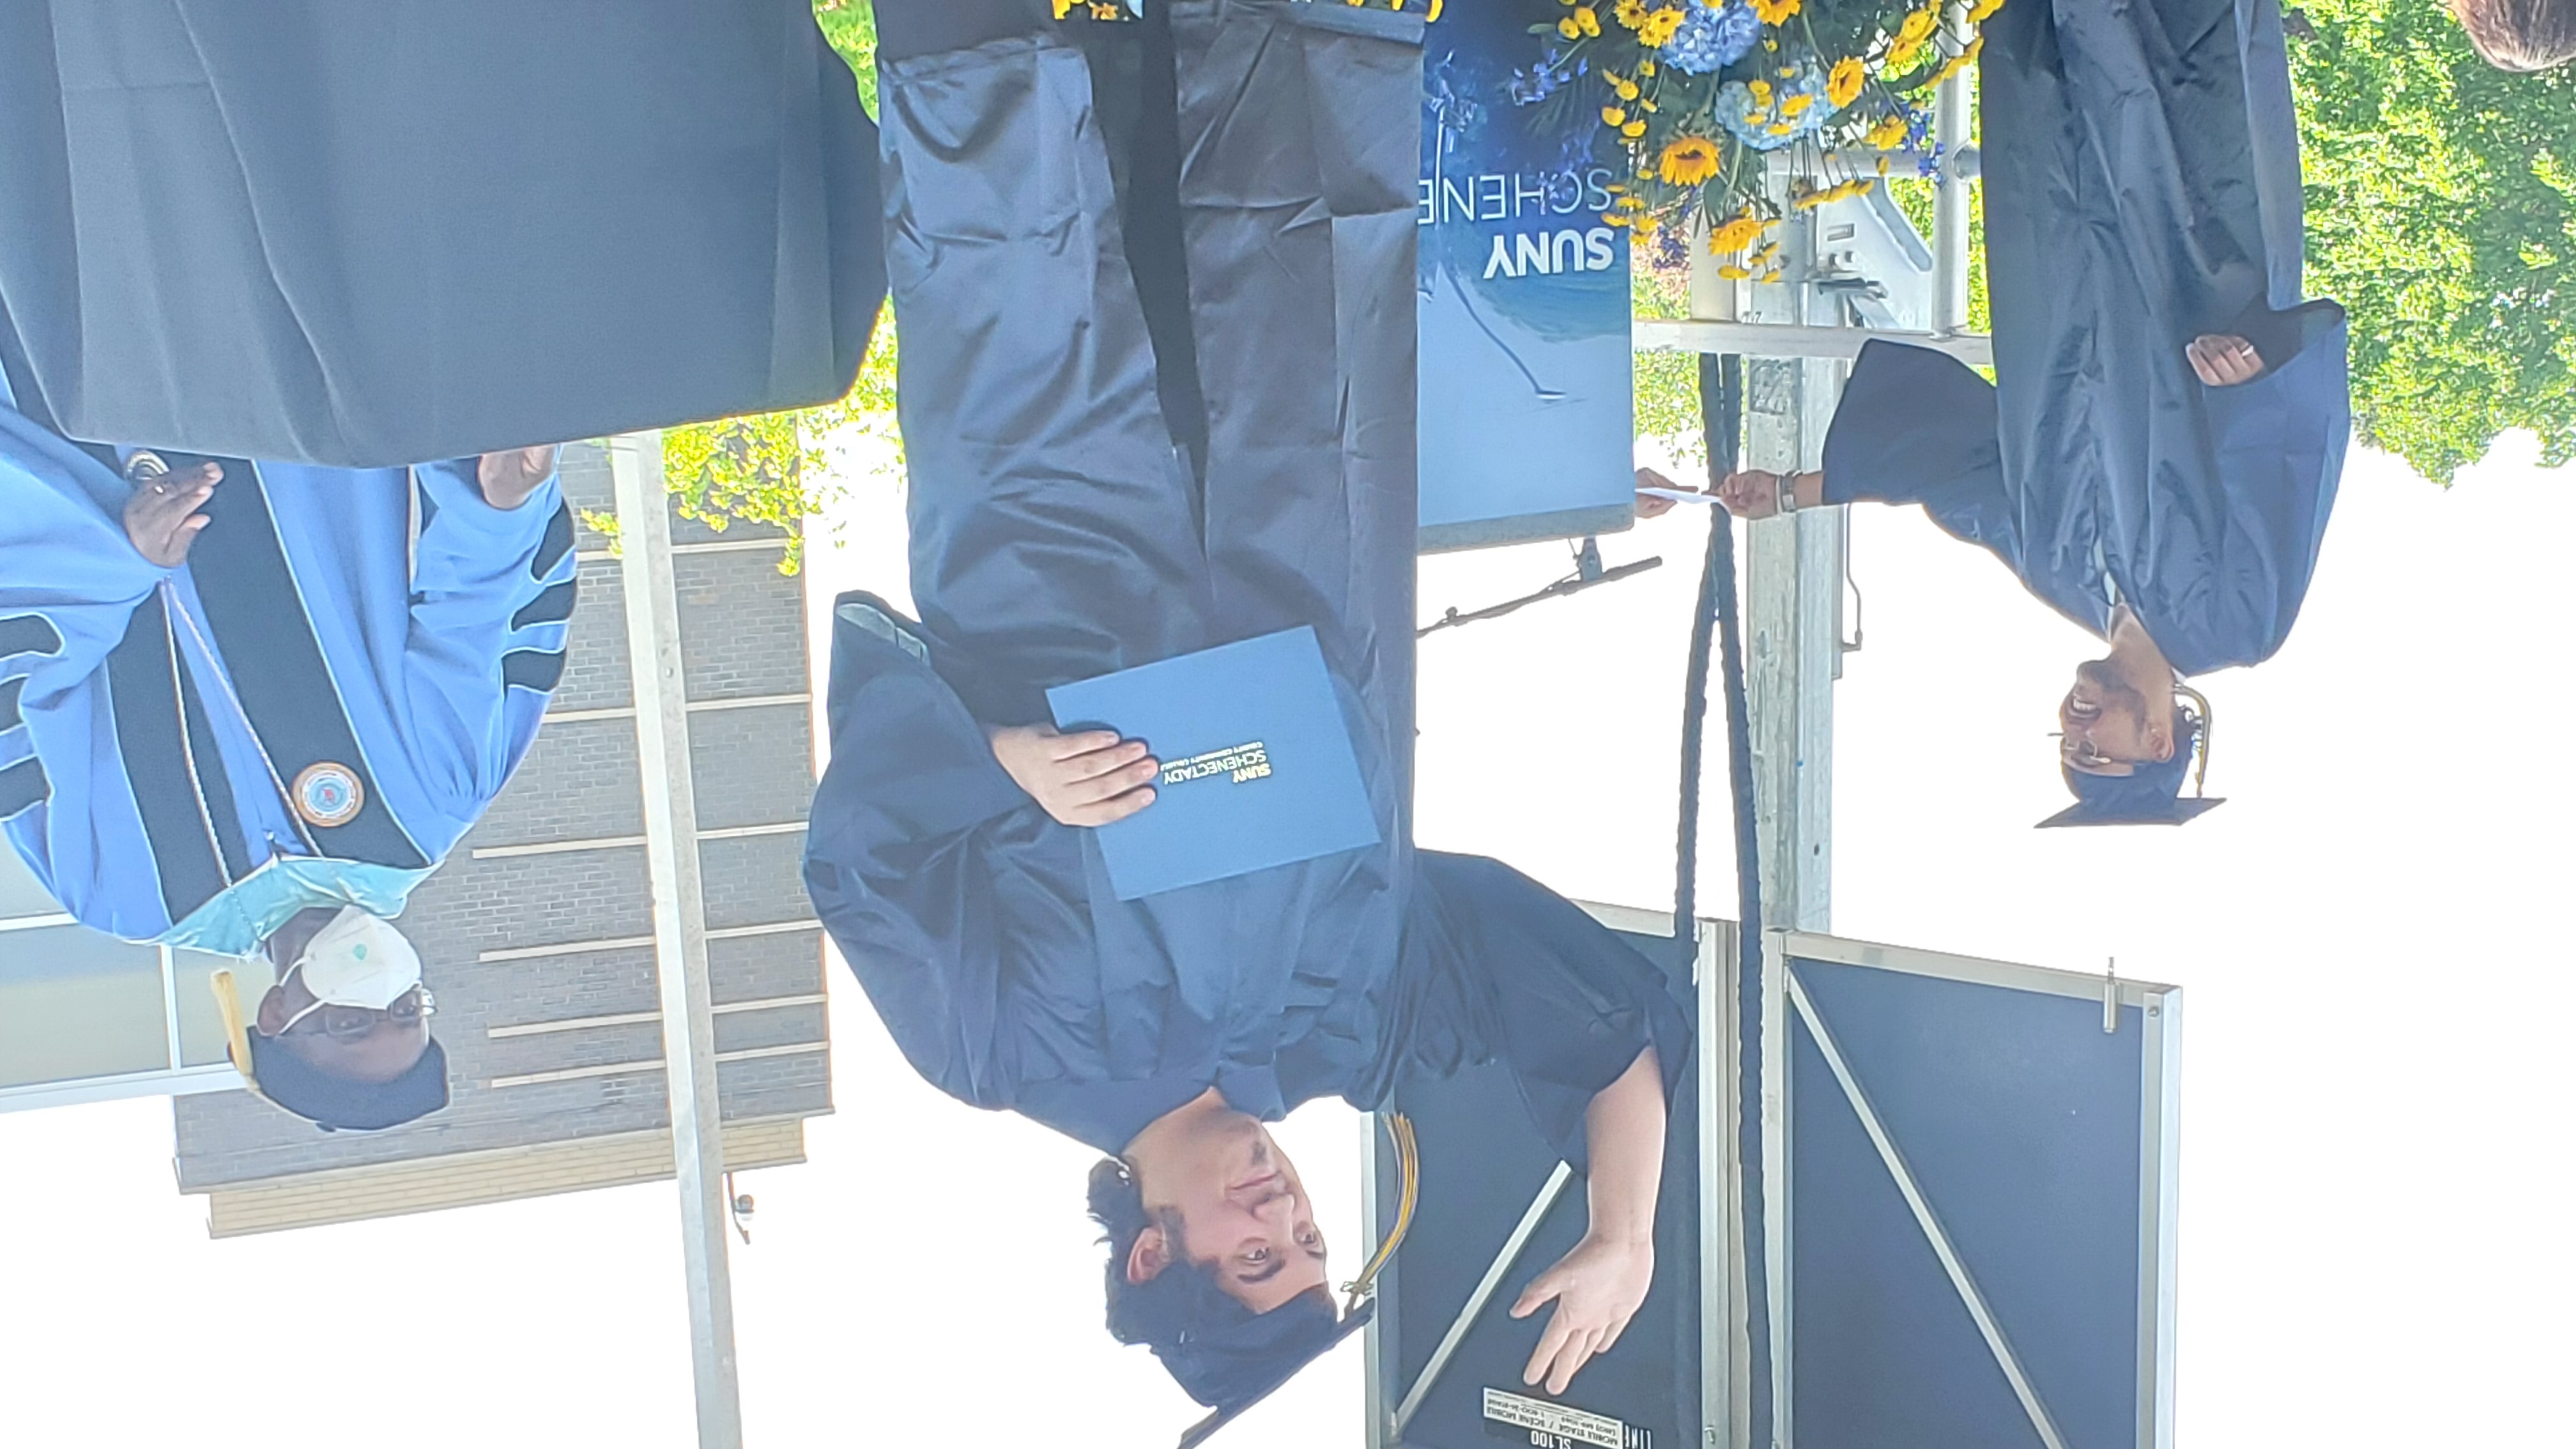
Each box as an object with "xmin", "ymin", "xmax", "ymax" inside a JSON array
[{"xmin": 1634, "ymin": 465, "xmax": 1717, "ymax": 519}]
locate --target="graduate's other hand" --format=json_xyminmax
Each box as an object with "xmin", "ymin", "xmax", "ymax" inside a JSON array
[
  {"xmin": 1510, "ymin": 1232, "xmax": 1653, "ymax": 1395},
  {"xmin": 123, "ymin": 459, "xmax": 221, "ymax": 568},
  {"xmin": 477, "ymin": 446, "xmax": 560, "ymax": 510},
  {"xmin": 988, "ymin": 724, "xmax": 1159, "ymax": 827},
  {"xmin": 1714, "ymin": 468, "xmax": 1784, "ymax": 519},
  {"xmin": 2186, "ymin": 333, "xmax": 2266, "ymax": 388},
  {"xmin": 1634, "ymin": 466, "xmax": 1698, "ymax": 519}
]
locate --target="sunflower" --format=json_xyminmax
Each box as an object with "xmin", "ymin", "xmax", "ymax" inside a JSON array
[
  {"xmin": 1751, "ymin": 0, "xmax": 1800, "ymax": 24},
  {"xmin": 1827, "ymin": 56, "xmax": 1865, "ymax": 107},
  {"xmin": 1866, "ymin": 111, "xmax": 1910, "ymax": 149},
  {"xmin": 1636, "ymin": 6, "xmax": 1688, "ymax": 46},
  {"xmin": 1889, "ymin": 7, "xmax": 1937, "ymax": 66},
  {"xmin": 1708, "ymin": 213, "xmax": 1763, "ymax": 254},
  {"xmin": 1657, "ymin": 135, "xmax": 1724, "ymax": 186}
]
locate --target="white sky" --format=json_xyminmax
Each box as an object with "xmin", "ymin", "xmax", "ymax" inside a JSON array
[{"xmin": 1, "ymin": 424, "xmax": 2566, "ymax": 1448}]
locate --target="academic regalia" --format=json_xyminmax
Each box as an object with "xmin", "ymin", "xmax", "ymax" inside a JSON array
[
  {"xmin": 0, "ymin": 369, "xmax": 576, "ymax": 948},
  {"xmin": 814, "ymin": 597, "xmax": 1688, "ymax": 1165},
  {"xmin": 1818, "ymin": 0, "xmax": 2350, "ymax": 679},
  {"xmin": 0, "ymin": 0, "xmax": 884, "ymax": 468},
  {"xmin": 808, "ymin": 1, "xmax": 1689, "ymax": 1173}
]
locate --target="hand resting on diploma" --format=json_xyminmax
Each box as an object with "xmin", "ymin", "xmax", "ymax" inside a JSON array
[{"xmin": 987, "ymin": 724, "xmax": 1161, "ymax": 827}]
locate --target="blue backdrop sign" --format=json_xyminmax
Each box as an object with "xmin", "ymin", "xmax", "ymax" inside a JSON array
[{"xmin": 1420, "ymin": 1, "xmax": 1637, "ymax": 552}]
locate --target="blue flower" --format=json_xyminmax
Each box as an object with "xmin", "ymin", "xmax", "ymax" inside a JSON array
[
  {"xmin": 1510, "ymin": 43, "xmax": 1577, "ymax": 104},
  {"xmin": 1652, "ymin": 220, "xmax": 1689, "ymax": 271},
  {"xmin": 1661, "ymin": 1, "xmax": 1761, "ymax": 75},
  {"xmin": 1716, "ymin": 55, "xmax": 1841, "ymax": 152}
]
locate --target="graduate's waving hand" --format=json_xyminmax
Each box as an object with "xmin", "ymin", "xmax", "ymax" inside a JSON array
[
  {"xmin": 477, "ymin": 446, "xmax": 561, "ymax": 510},
  {"xmin": 1511, "ymin": 1232, "xmax": 1655, "ymax": 1394},
  {"xmin": 122, "ymin": 457, "xmax": 221, "ymax": 567},
  {"xmin": 988, "ymin": 724, "xmax": 1160, "ymax": 827}
]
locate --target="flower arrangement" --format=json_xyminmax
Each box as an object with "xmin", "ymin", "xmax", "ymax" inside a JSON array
[{"xmin": 1522, "ymin": 0, "xmax": 2000, "ymax": 281}]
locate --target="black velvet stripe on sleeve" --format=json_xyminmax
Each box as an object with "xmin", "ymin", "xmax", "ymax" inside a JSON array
[
  {"xmin": 0, "ymin": 615, "xmax": 65, "ymax": 661},
  {"xmin": 502, "ymin": 648, "xmax": 569, "ymax": 694},
  {"xmin": 509, "ymin": 579, "xmax": 578, "ymax": 631},
  {"xmin": 0, "ymin": 675, "xmax": 23, "ymax": 734},
  {"xmin": 0, "ymin": 757, "xmax": 43, "ymax": 821},
  {"xmin": 532, "ymin": 502, "xmax": 574, "ymax": 580}
]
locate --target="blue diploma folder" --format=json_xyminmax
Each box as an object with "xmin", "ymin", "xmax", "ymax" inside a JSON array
[{"xmin": 1046, "ymin": 627, "xmax": 1381, "ymax": 900}]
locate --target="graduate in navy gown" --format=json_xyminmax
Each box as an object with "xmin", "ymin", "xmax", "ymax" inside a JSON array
[
  {"xmin": 0, "ymin": 359, "xmax": 576, "ymax": 1131},
  {"xmin": 0, "ymin": 0, "xmax": 885, "ymax": 468},
  {"xmin": 805, "ymin": 3, "xmax": 1690, "ymax": 1432},
  {"xmin": 1650, "ymin": 0, "xmax": 2351, "ymax": 827}
]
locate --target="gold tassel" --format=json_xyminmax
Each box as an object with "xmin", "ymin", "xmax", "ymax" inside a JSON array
[{"xmin": 1342, "ymin": 1112, "xmax": 1420, "ymax": 1312}]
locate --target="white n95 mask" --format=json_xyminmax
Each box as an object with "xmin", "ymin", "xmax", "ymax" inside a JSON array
[{"xmin": 283, "ymin": 909, "xmax": 424, "ymax": 1015}]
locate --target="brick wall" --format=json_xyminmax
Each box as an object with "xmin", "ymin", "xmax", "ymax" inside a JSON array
[{"xmin": 173, "ymin": 439, "xmax": 831, "ymax": 1205}]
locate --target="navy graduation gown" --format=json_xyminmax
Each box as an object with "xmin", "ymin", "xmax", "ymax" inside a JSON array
[
  {"xmin": 1818, "ymin": 0, "xmax": 2350, "ymax": 678},
  {"xmin": 0, "ymin": 0, "xmax": 884, "ymax": 468},
  {"xmin": 806, "ymin": 2, "xmax": 1687, "ymax": 1164},
  {"xmin": 0, "ymin": 374, "xmax": 576, "ymax": 944},
  {"xmin": 808, "ymin": 599, "xmax": 1689, "ymax": 1165}
]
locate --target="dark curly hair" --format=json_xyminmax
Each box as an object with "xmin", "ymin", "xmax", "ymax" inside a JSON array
[{"xmin": 1086, "ymin": 1156, "xmax": 1248, "ymax": 1348}]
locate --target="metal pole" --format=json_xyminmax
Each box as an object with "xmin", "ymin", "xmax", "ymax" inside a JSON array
[
  {"xmin": 1931, "ymin": 23, "xmax": 1974, "ymax": 335},
  {"xmin": 1737, "ymin": 202, "xmax": 1839, "ymax": 936},
  {"xmin": 1635, "ymin": 318, "xmax": 1993, "ymax": 369},
  {"xmin": 610, "ymin": 431, "xmax": 745, "ymax": 1449}
]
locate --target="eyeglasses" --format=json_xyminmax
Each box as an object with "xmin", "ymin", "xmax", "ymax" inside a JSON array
[{"xmin": 275, "ymin": 986, "xmax": 436, "ymax": 1039}]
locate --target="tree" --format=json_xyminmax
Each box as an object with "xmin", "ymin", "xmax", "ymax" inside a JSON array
[
  {"xmin": 1637, "ymin": 12, "xmax": 2576, "ymax": 487},
  {"xmin": 2289, "ymin": 0, "xmax": 2575, "ymax": 483}
]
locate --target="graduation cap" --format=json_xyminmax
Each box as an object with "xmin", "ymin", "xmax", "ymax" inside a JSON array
[
  {"xmin": 1168, "ymin": 1114, "xmax": 1421, "ymax": 1449},
  {"xmin": 2039, "ymin": 683, "xmax": 2223, "ymax": 829},
  {"xmin": 210, "ymin": 968, "xmax": 450, "ymax": 1132}
]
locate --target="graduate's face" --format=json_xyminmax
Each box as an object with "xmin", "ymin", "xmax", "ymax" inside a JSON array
[
  {"xmin": 1130, "ymin": 1112, "xmax": 1330, "ymax": 1314},
  {"xmin": 2060, "ymin": 661, "xmax": 2171, "ymax": 772}
]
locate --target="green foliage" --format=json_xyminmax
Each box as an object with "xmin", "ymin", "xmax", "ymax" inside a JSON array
[
  {"xmin": 597, "ymin": 1, "xmax": 900, "ymax": 576},
  {"xmin": 1632, "ymin": 252, "xmax": 1709, "ymax": 463},
  {"xmin": 812, "ymin": 0, "xmax": 881, "ymax": 114},
  {"xmin": 2288, "ymin": 0, "xmax": 2575, "ymax": 482}
]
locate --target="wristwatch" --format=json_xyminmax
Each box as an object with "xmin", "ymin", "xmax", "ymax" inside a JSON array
[{"xmin": 1775, "ymin": 470, "xmax": 1801, "ymax": 516}]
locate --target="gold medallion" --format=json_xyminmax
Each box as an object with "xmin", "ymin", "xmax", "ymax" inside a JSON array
[{"xmin": 291, "ymin": 763, "xmax": 364, "ymax": 828}]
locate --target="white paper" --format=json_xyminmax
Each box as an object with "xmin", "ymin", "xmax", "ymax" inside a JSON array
[{"xmin": 1637, "ymin": 486, "xmax": 1719, "ymax": 505}]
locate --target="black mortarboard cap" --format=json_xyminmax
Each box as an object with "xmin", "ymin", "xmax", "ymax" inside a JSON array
[
  {"xmin": 213, "ymin": 967, "xmax": 451, "ymax": 1132},
  {"xmin": 243, "ymin": 1032, "xmax": 451, "ymax": 1133},
  {"xmin": 1164, "ymin": 1293, "xmax": 1373, "ymax": 1449},
  {"xmin": 2041, "ymin": 695, "xmax": 2223, "ymax": 828},
  {"xmin": 2041, "ymin": 744, "xmax": 2225, "ymax": 827}
]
